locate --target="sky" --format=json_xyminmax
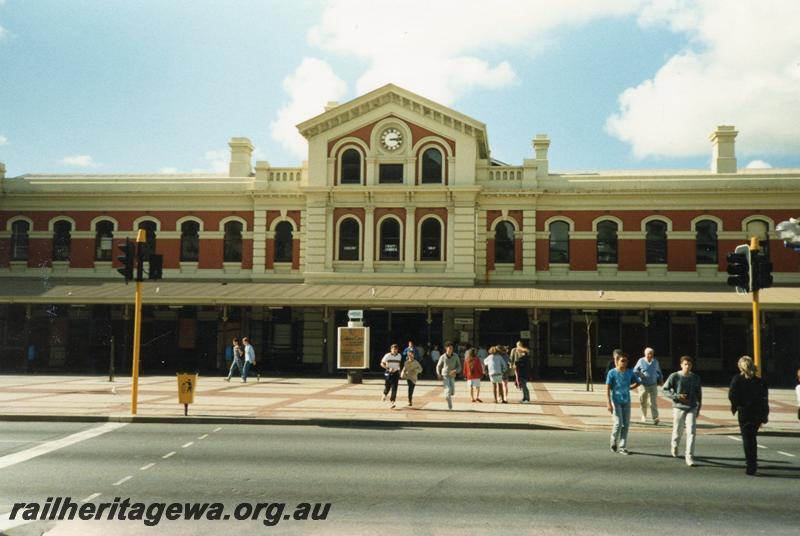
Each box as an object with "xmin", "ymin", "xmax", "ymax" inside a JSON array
[{"xmin": 1, "ymin": 0, "xmax": 799, "ymax": 176}]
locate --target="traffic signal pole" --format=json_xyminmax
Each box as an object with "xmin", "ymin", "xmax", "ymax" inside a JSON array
[
  {"xmin": 131, "ymin": 229, "xmax": 146, "ymax": 415},
  {"xmin": 749, "ymin": 237, "xmax": 761, "ymax": 378}
]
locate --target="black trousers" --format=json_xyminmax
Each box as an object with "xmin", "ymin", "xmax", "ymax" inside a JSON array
[
  {"xmin": 383, "ymin": 372, "xmax": 399, "ymax": 401},
  {"xmin": 738, "ymin": 417, "xmax": 761, "ymax": 470},
  {"xmin": 407, "ymin": 380, "xmax": 416, "ymax": 402}
]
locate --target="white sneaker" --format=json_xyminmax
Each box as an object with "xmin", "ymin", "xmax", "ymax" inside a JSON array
[
  {"xmin": 382, "ymin": 394, "xmax": 387, "ymax": 401},
  {"xmin": 671, "ymin": 446, "xmax": 678, "ymax": 458},
  {"xmin": 640, "ymin": 416, "xmax": 647, "ymax": 423},
  {"xmin": 390, "ymin": 403, "xmax": 396, "ymax": 409},
  {"xmin": 686, "ymin": 457, "xmax": 696, "ymax": 467},
  {"xmin": 618, "ymin": 448, "xmax": 629, "ymax": 455}
]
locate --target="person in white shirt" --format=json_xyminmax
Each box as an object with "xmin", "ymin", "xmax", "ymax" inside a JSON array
[
  {"xmin": 241, "ymin": 337, "xmax": 256, "ymax": 383},
  {"xmin": 381, "ymin": 344, "xmax": 403, "ymax": 408},
  {"xmin": 633, "ymin": 347, "xmax": 663, "ymax": 424}
]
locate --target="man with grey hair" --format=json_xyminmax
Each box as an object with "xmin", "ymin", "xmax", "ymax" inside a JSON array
[{"xmin": 634, "ymin": 347, "xmax": 663, "ymax": 424}]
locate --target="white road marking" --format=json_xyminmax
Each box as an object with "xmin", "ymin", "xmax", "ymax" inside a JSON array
[
  {"xmin": 212, "ymin": 427, "xmax": 222, "ymax": 432},
  {"xmin": 198, "ymin": 434, "xmax": 208, "ymax": 440},
  {"xmin": 112, "ymin": 475, "xmax": 133, "ymax": 486},
  {"xmin": 140, "ymin": 463, "xmax": 155, "ymax": 471},
  {"xmin": 81, "ymin": 493, "xmax": 102, "ymax": 503},
  {"xmin": 182, "ymin": 442, "xmax": 194, "ymax": 448},
  {"xmin": 162, "ymin": 451, "xmax": 176, "ymax": 459},
  {"xmin": 757, "ymin": 444, "xmax": 767, "ymax": 449},
  {"xmin": 727, "ymin": 436, "xmax": 742, "ymax": 442},
  {"xmin": 777, "ymin": 451, "xmax": 795, "ymax": 458},
  {"xmin": 0, "ymin": 422, "xmax": 128, "ymax": 470}
]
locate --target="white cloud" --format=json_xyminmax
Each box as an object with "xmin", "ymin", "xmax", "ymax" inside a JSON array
[
  {"xmin": 607, "ymin": 1, "xmax": 800, "ymax": 158},
  {"xmin": 308, "ymin": 0, "xmax": 639, "ymax": 104},
  {"xmin": 0, "ymin": 134, "xmax": 7, "ymax": 145},
  {"xmin": 61, "ymin": 155, "xmax": 100, "ymax": 168},
  {"xmin": 745, "ymin": 160, "xmax": 772, "ymax": 169},
  {"xmin": 201, "ymin": 150, "xmax": 229, "ymax": 173},
  {"xmin": 270, "ymin": 57, "xmax": 347, "ymax": 159}
]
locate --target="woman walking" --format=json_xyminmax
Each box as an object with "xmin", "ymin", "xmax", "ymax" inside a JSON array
[
  {"xmin": 400, "ymin": 350, "xmax": 424, "ymax": 407},
  {"xmin": 510, "ymin": 341, "xmax": 531, "ymax": 403},
  {"xmin": 728, "ymin": 356, "xmax": 769, "ymax": 475},
  {"xmin": 463, "ymin": 348, "xmax": 484, "ymax": 403},
  {"xmin": 224, "ymin": 337, "xmax": 244, "ymax": 381},
  {"xmin": 484, "ymin": 346, "xmax": 508, "ymax": 403}
]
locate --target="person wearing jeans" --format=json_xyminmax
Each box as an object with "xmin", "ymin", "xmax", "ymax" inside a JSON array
[
  {"xmin": 606, "ymin": 352, "xmax": 639, "ymax": 455},
  {"xmin": 241, "ymin": 337, "xmax": 256, "ymax": 383},
  {"xmin": 633, "ymin": 347, "xmax": 663, "ymax": 424},
  {"xmin": 662, "ymin": 355, "xmax": 702, "ymax": 467},
  {"xmin": 436, "ymin": 342, "xmax": 461, "ymax": 410}
]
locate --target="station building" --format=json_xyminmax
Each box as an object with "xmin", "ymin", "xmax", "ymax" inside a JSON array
[{"xmin": 1, "ymin": 84, "xmax": 799, "ymax": 385}]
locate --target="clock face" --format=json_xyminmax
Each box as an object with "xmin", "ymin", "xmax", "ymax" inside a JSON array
[{"xmin": 380, "ymin": 128, "xmax": 403, "ymax": 151}]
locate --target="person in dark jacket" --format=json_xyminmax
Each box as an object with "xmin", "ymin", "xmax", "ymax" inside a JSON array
[{"xmin": 728, "ymin": 355, "xmax": 769, "ymax": 475}]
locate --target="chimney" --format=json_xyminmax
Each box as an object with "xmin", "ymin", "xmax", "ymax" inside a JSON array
[
  {"xmin": 710, "ymin": 126, "xmax": 737, "ymax": 173},
  {"xmin": 228, "ymin": 138, "xmax": 254, "ymax": 177},
  {"xmin": 533, "ymin": 134, "xmax": 550, "ymax": 177}
]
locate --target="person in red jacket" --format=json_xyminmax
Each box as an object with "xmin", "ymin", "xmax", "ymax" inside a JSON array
[{"xmin": 463, "ymin": 348, "xmax": 484, "ymax": 403}]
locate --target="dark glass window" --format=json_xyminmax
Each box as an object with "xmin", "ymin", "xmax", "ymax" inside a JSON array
[
  {"xmin": 697, "ymin": 313, "xmax": 721, "ymax": 359},
  {"xmin": 549, "ymin": 221, "xmax": 569, "ymax": 263},
  {"xmin": 596, "ymin": 220, "xmax": 618, "ymax": 264},
  {"xmin": 379, "ymin": 163, "xmax": 403, "ymax": 184},
  {"xmin": 52, "ymin": 220, "xmax": 72, "ymax": 261},
  {"xmin": 11, "ymin": 220, "xmax": 30, "ymax": 261},
  {"xmin": 645, "ymin": 220, "xmax": 668, "ymax": 264},
  {"xmin": 223, "ymin": 221, "xmax": 243, "ymax": 263},
  {"xmin": 274, "ymin": 221, "xmax": 293, "ymax": 263},
  {"xmin": 549, "ymin": 309, "xmax": 572, "ymax": 355},
  {"xmin": 598, "ymin": 310, "xmax": 620, "ymax": 356},
  {"xmin": 338, "ymin": 218, "xmax": 360, "ymax": 260},
  {"xmin": 420, "ymin": 218, "xmax": 442, "ymax": 261},
  {"xmin": 180, "ymin": 221, "xmax": 200, "ymax": 262},
  {"xmin": 340, "ymin": 148, "xmax": 361, "ymax": 185},
  {"xmin": 421, "ymin": 148, "xmax": 443, "ymax": 184},
  {"xmin": 95, "ymin": 220, "xmax": 114, "ymax": 260},
  {"xmin": 137, "ymin": 221, "xmax": 157, "ymax": 261},
  {"xmin": 379, "ymin": 218, "xmax": 401, "ymax": 261},
  {"xmin": 695, "ymin": 220, "xmax": 718, "ymax": 265},
  {"xmin": 494, "ymin": 221, "xmax": 515, "ymax": 264}
]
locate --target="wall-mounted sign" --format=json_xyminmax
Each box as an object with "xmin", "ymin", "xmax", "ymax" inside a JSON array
[
  {"xmin": 520, "ymin": 330, "xmax": 531, "ymax": 340},
  {"xmin": 338, "ymin": 326, "xmax": 370, "ymax": 369},
  {"xmin": 347, "ymin": 309, "xmax": 364, "ymax": 321}
]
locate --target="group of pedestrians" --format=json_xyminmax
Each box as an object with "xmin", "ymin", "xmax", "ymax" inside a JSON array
[
  {"xmin": 380, "ymin": 340, "xmax": 533, "ymax": 410},
  {"xmin": 605, "ymin": 346, "xmax": 771, "ymax": 475},
  {"xmin": 223, "ymin": 337, "xmax": 259, "ymax": 383}
]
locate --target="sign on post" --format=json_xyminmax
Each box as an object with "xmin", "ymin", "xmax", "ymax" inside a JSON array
[
  {"xmin": 177, "ymin": 373, "xmax": 197, "ymax": 416},
  {"xmin": 337, "ymin": 326, "xmax": 370, "ymax": 369}
]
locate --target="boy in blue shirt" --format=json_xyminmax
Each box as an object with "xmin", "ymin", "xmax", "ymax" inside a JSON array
[{"xmin": 606, "ymin": 352, "xmax": 640, "ymax": 454}]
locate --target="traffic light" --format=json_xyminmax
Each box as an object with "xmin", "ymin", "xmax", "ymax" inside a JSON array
[
  {"xmin": 148, "ymin": 254, "xmax": 163, "ymax": 280},
  {"xmin": 751, "ymin": 254, "xmax": 773, "ymax": 291},
  {"xmin": 726, "ymin": 249, "xmax": 750, "ymax": 292},
  {"xmin": 116, "ymin": 239, "xmax": 134, "ymax": 282}
]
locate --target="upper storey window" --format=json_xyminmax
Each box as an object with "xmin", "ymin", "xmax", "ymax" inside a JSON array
[
  {"xmin": 379, "ymin": 218, "xmax": 401, "ymax": 261},
  {"xmin": 224, "ymin": 221, "xmax": 243, "ymax": 263},
  {"xmin": 420, "ymin": 218, "xmax": 442, "ymax": 261},
  {"xmin": 421, "ymin": 148, "xmax": 443, "ymax": 184},
  {"xmin": 274, "ymin": 221, "xmax": 294, "ymax": 263},
  {"xmin": 137, "ymin": 221, "xmax": 157, "ymax": 261},
  {"xmin": 52, "ymin": 220, "xmax": 72, "ymax": 261},
  {"xmin": 596, "ymin": 220, "xmax": 618, "ymax": 264},
  {"xmin": 645, "ymin": 220, "xmax": 668, "ymax": 264},
  {"xmin": 494, "ymin": 221, "xmax": 515, "ymax": 264},
  {"xmin": 340, "ymin": 148, "xmax": 361, "ymax": 185},
  {"xmin": 695, "ymin": 220, "xmax": 718, "ymax": 265},
  {"xmin": 548, "ymin": 221, "xmax": 569, "ymax": 263},
  {"xmin": 11, "ymin": 220, "xmax": 30, "ymax": 261},
  {"xmin": 95, "ymin": 220, "xmax": 114, "ymax": 260},
  {"xmin": 338, "ymin": 218, "xmax": 360, "ymax": 261},
  {"xmin": 379, "ymin": 164, "xmax": 403, "ymax": 184},
  {"xmin": 181, "ymin": 221, "xmax": 200, "ymax": 262}
]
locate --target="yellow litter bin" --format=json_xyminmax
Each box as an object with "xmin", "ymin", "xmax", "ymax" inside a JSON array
[{"xmin": 177, "ymin": 373, "xmax": 198, "ymax": 416}]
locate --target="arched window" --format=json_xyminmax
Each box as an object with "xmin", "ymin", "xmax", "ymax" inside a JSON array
[
  {"xmin": 11, "ymin": 220, "xmax": 30, "ymax": 261},
  {"xmin": 420, "ymin": 218, "xmax": 442, "ymax": 261},
  {"xmin": 494, "ymin": 221, "xmax": 515, "ymax": 264},
  {"xmin": 180, "ymin": 221, "xmax": 200, "ymax": 262},
  {"xmin": 338, "ymin": 218, "xmax": 360, "ymax": 260},
  {"xmin": 340, "ymin": 148, "xmax": 361, "ymax": 185},
  {"xmin": 421, "ymin": 148, "xmax": 443, "ymax": 184},
  {"xmin": 549, "ymin": 221, "xmax": 569, "ymax": 263},
  {"xmin": 223, "ymin": 221, "xmax": 243, "ymax": 262},
  {"xmin": 379, "ymin": 218, "xmax": 401, "ymax": 261},
  {"xmin": 274, "ymin": 221, "xmax": 294, "ymax": 263},
  {"xmin": 596, "ymin": 220, "xmax": 618, "ymax": 264},
  {"xmin": 95, "ymin": 220, "xmax": 114, "ymax": 260},
  {"xmin": 645, "ymin": 220, "xmax": 668, "ymax": 264},
  {"xmin": 745, "ymin": 219, "xmax": 770, "ymax": 258},
  {"xmin": 695, "ymin": 219, "xmax": 718, "ymax": 265},
  {"xmin": 137, "ymin": 221, "xmax": 157, "ymax": 260},
  {"xmin": 52, "ymin": 220, "xmax": 72, "ymax": 261}
]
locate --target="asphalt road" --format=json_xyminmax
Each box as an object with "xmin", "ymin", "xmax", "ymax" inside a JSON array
[{"xmin": 1, "ymin": 422, "xmax": 798, "ymax": 535}]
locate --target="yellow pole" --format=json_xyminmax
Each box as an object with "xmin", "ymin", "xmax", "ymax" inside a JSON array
[
  {"xmin": 131, "ymin": 229, "xmax": 146, "ymax": 415},
  {"xmin": 749, "ymin": 236, "xmax": 761, "ymax": 378}
]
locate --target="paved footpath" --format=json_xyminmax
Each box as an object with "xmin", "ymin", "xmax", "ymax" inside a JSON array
[{"xmin": 0, "ymin": 374, "xmax": 798, "ymax": 435}]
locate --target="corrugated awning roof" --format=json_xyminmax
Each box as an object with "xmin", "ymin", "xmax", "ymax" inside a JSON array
[{"xmin": 0, "ymin": 279, "xmax": 798, "ymax": 311}]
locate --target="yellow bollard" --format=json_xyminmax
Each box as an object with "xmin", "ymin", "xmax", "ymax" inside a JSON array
[{"xmin": 177, "ymin": 373, "xmax": 198, "ymax": 416}]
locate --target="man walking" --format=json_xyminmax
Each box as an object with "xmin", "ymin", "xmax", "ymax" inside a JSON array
[
  {"xmin": 634, "ymin": 347, "xmax": 663, "ymax": 424},
  {"xmin": 241, "ymin": 337, "xmax": 256, "ymax": 383},
  {"xmin": 606, "ymin": 352, "xmax": 640, "ymax": 455},
  {"xmin": 436, "ymin": 341, "xmax": 461, "ymax": 410},
  {"xmin": 662, "ymin": 356, "xmax": 702, "ymax": 467}
]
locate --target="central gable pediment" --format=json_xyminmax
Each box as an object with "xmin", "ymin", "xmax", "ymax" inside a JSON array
[{"xmin": 296, "ymin": 84, "xmax": 489, "ymax": 159}]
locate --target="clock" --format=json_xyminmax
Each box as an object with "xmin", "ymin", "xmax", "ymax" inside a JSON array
[{"xmin": 380, "ymin": 128, "xmax": 403, "ymax": 151}]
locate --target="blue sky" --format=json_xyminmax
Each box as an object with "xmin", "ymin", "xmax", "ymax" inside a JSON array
[{"xmin": 1, "ymin": 0, "xmax": 798, "ymax": 176}]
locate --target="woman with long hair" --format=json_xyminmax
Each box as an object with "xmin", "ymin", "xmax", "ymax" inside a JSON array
[
  {"xmin": 224, "ymin": 337, "xmax": 244, "ymax": 382},
  {"xmin": 728, "ymin": 356, "xmax": 769, "ymax": 475}
]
